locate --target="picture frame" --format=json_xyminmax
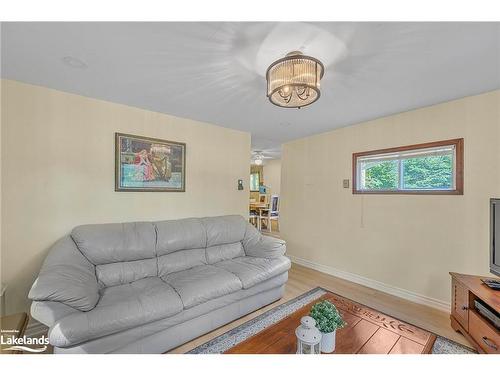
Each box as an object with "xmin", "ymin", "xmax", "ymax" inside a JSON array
[{"xmin": 115, "ymin": 132, "xmax": 186, "ymax": 192}]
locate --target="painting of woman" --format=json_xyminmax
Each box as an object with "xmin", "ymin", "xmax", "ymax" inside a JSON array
[{"xmin": 134, "ymin": 149, "xmax": 154, "ymax": 181}]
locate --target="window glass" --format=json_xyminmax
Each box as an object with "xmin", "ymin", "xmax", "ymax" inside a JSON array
[
  {"xmin": 250, "ymin": 172, "xmax": 260, "ymax": 192},
  {"xmin": 361, "ymin": 160, "xmax": 398, "ymax": 190}
]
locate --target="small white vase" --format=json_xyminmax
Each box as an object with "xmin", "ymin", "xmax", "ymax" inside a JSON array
[{"xmin": 321, "ymin": 330, "xmax": 336, "ymax": 353}]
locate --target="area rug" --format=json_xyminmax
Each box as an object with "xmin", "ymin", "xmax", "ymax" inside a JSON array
[{"xmin": 188, "ymin": 287, "xmax": 475, "ymax": 354}]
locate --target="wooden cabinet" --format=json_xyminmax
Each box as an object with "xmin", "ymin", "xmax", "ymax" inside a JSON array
[
  {"xmin": 451, "ymin": 279, "xmax": 469, "ymax": 330},
  {"xmin": 468, "ymin": 310, "xmax": 499, "ymax": 353},
  {"xmin": 450, "ymin": 273, "xmax": 500, "ymax": 354}
]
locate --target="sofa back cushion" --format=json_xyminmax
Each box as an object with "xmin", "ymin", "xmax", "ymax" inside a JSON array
[
  {"xmin": 154, "ymin": 218, "xmax": 206, "ymax": 256},
  {"xmin": 201, "ymin": 215, "xmax": 247, "ymax": 247},
  {"xmin": 157, "ymin": 248, "xmax": 207, "ymax": 276},
  {"xmin": 95, "ymin": 258, "xmax": 158, "ymax": 287},
  {"xmin": 155, "ymin": 216, "xmax": 247, "ymax": 274},
  {"xmin": 68, "ymin": 215, "xmax": 248, "ymax": 286},
  {"xmin": 206, "ymin": 242, "xmax": 245, "ymax": 264},
  {"xmin": 71, "ymin": 222, "xmax": 156, "ymax": 265}
]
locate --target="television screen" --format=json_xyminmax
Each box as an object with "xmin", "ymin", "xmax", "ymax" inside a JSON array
[{"xmin": 491, "ymin": 199, "xmax": 500, "ymax": 276}]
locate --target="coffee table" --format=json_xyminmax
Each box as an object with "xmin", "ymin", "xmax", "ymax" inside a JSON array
[{"xmin": 225, "ymin": 292, "xmax": 436, "ymax": 354}]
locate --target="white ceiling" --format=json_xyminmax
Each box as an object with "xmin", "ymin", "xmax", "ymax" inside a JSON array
[{"xmin": 2, "ymin": 22, "xmax": 500, "ymax": 158}]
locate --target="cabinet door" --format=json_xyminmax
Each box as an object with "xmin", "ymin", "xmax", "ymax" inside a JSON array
[{"xmin": 451, "ymin": 279, "xmax": 469, "ymax": 330}]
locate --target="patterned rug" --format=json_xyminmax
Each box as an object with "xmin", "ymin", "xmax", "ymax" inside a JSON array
[{"xmin": 188, "ymin": 287, "xmax": 476, "ymax": 354}]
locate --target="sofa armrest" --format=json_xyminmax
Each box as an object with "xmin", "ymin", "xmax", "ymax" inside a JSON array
[
  {"xmin": 30, "ymin": 300, "xmax": 79, "ymax": 327},
  {"xmin": 244, "ymin": 235, "xmax": 286, "ymax": 259},
  {"xmin": 28, "ymin": 236, "xmax": 99, "ymax": 312}
]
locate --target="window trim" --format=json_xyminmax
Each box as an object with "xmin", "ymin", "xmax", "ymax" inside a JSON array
[{"xmin": 352, "ymin": 138, "xmax": 464, "ymax": 195}]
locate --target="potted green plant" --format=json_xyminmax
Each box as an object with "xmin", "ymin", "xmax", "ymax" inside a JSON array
[{"xmin": 309, "ymin": 300, "xmax": 346, "ymax": 353}]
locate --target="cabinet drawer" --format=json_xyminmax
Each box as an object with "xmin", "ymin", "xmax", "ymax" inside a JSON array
[
  {"xmin": 469, "ymin": 310, "xmax": 500, "ymax": 354},
  {"xmin": 451, "ymin": 279, "xmax": 469, "ymax": 329}
]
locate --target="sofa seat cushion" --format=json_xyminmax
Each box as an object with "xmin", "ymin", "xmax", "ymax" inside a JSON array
[
  {"xmin": 162, "ymin": 265, "xmax": 242, "ymax": 308},
  {"xmin": 49, "ymin": 277, "xmax": 183, "ymax": 347},
  {"xmin": 214, "ymin": 256, "xmax": 291, "ymax": 289},
  {"xmin": 51, "ymin": 273, "xmax": 289, "ymax": 353}
]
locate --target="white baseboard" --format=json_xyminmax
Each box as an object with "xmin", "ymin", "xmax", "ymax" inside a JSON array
[{"xmin": 289, "ymin": 255, "xmax": 451, "ymax": 312}]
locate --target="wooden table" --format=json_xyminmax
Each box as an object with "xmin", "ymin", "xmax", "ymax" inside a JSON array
[
  {"xmin": 249, "ymin": 203, "xmax": 269, "ymax": 230},
  {"xmin": 226, "ymin": 292, "xmax": 436, "ymax": 354},
  {"xmin": 249, "ymin": 203, "xmax": 268, "ymax": 210}
]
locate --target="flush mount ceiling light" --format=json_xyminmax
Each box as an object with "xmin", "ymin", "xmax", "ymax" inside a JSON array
[
  {"xmin": 61, "ymin": 56, "xmax": 88, "ymax": 69},
  {"xmin": 266, "ymin": 51, "xmax": 324, "ymax": 109}
]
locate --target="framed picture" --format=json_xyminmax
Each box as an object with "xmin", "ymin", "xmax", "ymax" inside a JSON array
[{"xmin": 115, "ymin": 133, "xmax": 186, "ymax": 192}]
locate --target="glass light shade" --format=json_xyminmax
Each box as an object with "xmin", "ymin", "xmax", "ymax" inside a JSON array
[{"xmin": 266, "ymin": 51, "xmax": 324, "ymax": 108}]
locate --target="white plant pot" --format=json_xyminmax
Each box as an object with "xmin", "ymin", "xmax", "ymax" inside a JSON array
[{"xmin": 321, "ymin": 331, "xmax": 336, "ymax": 353}]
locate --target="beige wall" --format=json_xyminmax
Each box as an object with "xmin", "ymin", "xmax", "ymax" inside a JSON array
[
  {"xmin": 1, "ymin": 80, "xmax": 251, "ymax": 314},
  {"xmin": 281, "ymin": 90, "xmax": 500, "ymax": 305},
  {"xmin": 263, "ymin": 159, "xmax": 281, "ymax": 197},
  {"xmin": 0, "ymin": 80, "xmax": 3, "ymax": 315}
]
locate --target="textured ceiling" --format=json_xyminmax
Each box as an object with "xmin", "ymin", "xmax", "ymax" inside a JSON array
[{"xmin": 2, "ymin": 22, "xmax": 500, "ymax": 159}]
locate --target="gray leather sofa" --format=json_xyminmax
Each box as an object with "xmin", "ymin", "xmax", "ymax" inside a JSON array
[{"xmin": 28, "ymin": 215, "xmax": 290, "ymax": 353}]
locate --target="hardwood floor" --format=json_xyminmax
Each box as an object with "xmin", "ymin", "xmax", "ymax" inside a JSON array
[{"xmin": 169, "ymin": 262, "xmax": 471, "ymax": 353}]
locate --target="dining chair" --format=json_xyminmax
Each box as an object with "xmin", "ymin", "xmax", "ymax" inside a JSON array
[
  {"xmin": 249, "ymin": 209, "xmax": 260, "ymax": 230},
  {"xmin": 259, "ymin": 195, "xmax": 279, "ymax": 233}
]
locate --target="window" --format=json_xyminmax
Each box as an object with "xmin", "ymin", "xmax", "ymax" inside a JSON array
[
  {"xmin": 250, "ymin": 172, "xmax": 260, "ymax": 192},
  {"xmin": 352, "ymin": 138, "xmax": 463, "ymax": 194}
]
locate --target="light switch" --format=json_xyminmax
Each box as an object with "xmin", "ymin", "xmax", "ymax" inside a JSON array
[{"xmin": 343, "ymin": 179, "xmax": 350, "ymax": 188}]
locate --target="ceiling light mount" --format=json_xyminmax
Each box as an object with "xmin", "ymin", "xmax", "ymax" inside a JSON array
[
  {"xmin": 61, "ymin": 56, "xmax": 88, "ymax": 69},
  {"xmin": 266, "ymin": 51, "xmax": 324, "ymax": 109}
]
